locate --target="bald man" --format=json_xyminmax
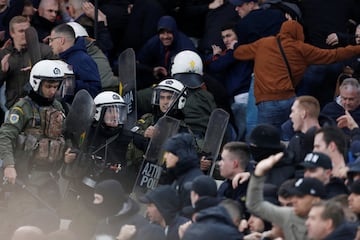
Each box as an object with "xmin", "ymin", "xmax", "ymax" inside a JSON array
[{"xmin": 31, "ymin": 0, "xmax": 62, "ymax": 42}]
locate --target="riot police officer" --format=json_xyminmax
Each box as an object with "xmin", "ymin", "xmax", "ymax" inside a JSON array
[
  {"xmin": 127, "ymin": 78, "xmax": 189, "ymax": 172},
  {"xmin": 81, "ymin": 91, "xmax": 133, "ymax": 192},
  {"xmin": 0, "ymin": 59, "xmax": 74, "ymax": 236},
  {"xmin": 171, "ymin": 50, "xmax": 217, "ymax": 143},
  {"xmin": 64, "ymin": 91, "xmax": 133, "ymax": 239}
]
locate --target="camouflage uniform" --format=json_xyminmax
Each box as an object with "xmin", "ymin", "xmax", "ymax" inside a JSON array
[
  {"xmin": 0, "ymin": 96, "xmax": 67, "ymax": 235},
  {"xmin": 136, "ymin": 86, "xmax": 217, "ymax": 146},
  {"xmin": 126, "ymin": 113, "xmax": 154, "ymax": 171},
  {"xmin": 126, "ymin": 112, "xmax": 203, "ymax": 173}
]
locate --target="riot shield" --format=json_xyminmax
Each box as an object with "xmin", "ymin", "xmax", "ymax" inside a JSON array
[
  {"xmin": 62, "ymin": 90, "xmax": 95, "ymax": 179},
  {"xmin": 118, "ymin": 48, "xmax": 137, "ymax": 131},
  {"xmin": 202, "ymin": 108, "xmax": 230, "ymax": 176},
  {"xmin": 25, "ymin": 27, "xmax": 41, "ymax": 66},
  {"xmin": 132, "ymin": 116, "xmax": 180, "ymax": 197}
]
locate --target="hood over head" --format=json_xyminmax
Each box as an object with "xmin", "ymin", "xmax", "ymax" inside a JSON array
[
  {"xmin": 278, "ymin": 20, "xmax": 304, "ymax": 42},
  {"xmin": 157, "ymin": 15, "xmax": 178, "ymax": 35},
  {"xmin": 139, "ymin": 185, "xmax": 180, "ymax": 224},
  {"xmin": 195, "ymin": 205, "xmax": 236, "ymax": 226},
  {"xmin": 163, "ymin": 133, "xmax": 199, "ymax": 175},
  {"xmin": 92, "ymin": 180, "xmax": 128, "ymax": 217}
]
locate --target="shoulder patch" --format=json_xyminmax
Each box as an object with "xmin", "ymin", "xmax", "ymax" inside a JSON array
[
  {"xmin": 137, "ymin": 119, "xmax": 145, "ymax": 124},
  {"xmin": 9, "ymin": 113, "xmax": 19, "ymax": 124},
  {"xmin": 138, "ymin": 113, "xmax": 153, "ymax": 124},
  {"xmin": 131, "ymin": 126, "xmax": 140, "ymax": 132}
]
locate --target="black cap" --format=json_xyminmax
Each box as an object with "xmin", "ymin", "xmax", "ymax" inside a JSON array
[
  {"xmin": 138, "ymin": 185, "xmax": 181, "ymax": 220},
  {"xmin": 229, "ymin": 0, "xmax": 257, "ymax": 6},
  {"xmin": 138, "ymin": 185, "xmax": 180, "ymax": 224},
  {"xmin": 138, "ymin": 185, "xmax": 178, "ymax": 205},
  {"xmin": 249, "ymin": 124, "xmax": 284, "ymax": 150},
  {"xmin": 184, "ymin": 175, "xmax": 218, "ymax": 197},
  {"xmin": 350, "ymin": 140, "xmax": 360, "ymax": 158},
  {"xmin": 263, "ymin": 183, "xmax": 280, "ymax": 206},
  {"xmin": 182, "ymin": 196, "xmax": 220, "ymax": 216},
  {"xmin": 348, "ymin": 157, "xmax": 360, "ymax": 175},
  {"xmin": 300, "ymin": 152, "xmax": 332, "ymax": 169},
  {"xmin": 350, "ymin": 179, "xmax": 360, "ymax": 194},
  {"xmin": 287, "ymin": 178, "xmax": 326, "ymax": 198}
]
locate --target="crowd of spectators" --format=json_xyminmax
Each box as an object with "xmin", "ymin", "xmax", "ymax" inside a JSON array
[{"xmin": 3, "ymin": 0, "xmax": 360, "ymax": 239}]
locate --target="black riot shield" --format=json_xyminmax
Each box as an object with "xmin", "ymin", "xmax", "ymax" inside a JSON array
[
  {"xmin": 132, "ymin": 116, "xmax": 180, "ymax": 196},
  {"xmin": 118, "ymin": 48, "xmax": 137, "ymax": 131},
  {"xmin": 202, "ymin": 108, "xmax": 230, "ymax": 176},
  {"xmin": 25, "ymin": 27, "xmax": 41, "ymax": 66},
  {"xmin": 62, "ymin": 90, "xmax": 95, "ymax": 179}
]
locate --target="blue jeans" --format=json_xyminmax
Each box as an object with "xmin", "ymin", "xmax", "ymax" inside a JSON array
[
  {"xmin": 231, "ymin": 102, "xmax": 247, "ymax": 141},
  {"xmin": 257, "ymin": 96, "xmax": 296, "ymax": 132},
  {"xmin": 246, "ymin": 75, "xmax": 258, "ymax": 140},
  {"xmin": 296, "ymin": 62, "xmax": 345, "ymax": 107}
]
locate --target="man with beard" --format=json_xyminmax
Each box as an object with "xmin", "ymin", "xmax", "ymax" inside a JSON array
[{"xmin": 136, "ymin": 15, "xmax": 196, "ymax": 89}]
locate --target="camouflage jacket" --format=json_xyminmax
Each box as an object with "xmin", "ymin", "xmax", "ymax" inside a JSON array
[{"xmin": 0, "ymin": 96, "xmax": 65, "ymax": 167}]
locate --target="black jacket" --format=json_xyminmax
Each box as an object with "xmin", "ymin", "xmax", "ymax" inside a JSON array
[
  {"xmin": 325, "ymin": 177, "xmax": 349, "ymax": 199},
  {"xmin": 182, "ymin": 205, "xmax": 243, "ymax": 240},
  {"xmin": 85, "ymin": 126, "xmax": 134, "ymax": 192},
  {"xmin": 94, "ymin": 198, "xmax": 165, "ymax": 240},
  {"xmin": 31, "ymin": 12, "xmax": 61, "ymax": 42},
  {"xmin": 323, "ymin": 222, "xmax": 357, "ymax": 240}
]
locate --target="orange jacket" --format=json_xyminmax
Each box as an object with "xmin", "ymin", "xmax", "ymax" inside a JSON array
[{"xmin": 234, "ymin": 20, "xmax": 360, "ymax": 103}]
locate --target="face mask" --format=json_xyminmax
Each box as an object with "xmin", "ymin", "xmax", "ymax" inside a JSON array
[
  {"xmin": 88, "ymin": 199, "xmax": 122, "ymax": 218},
  {"xmin": 250, "ymin": 146, "xmax": 280, "ymax": 162}
]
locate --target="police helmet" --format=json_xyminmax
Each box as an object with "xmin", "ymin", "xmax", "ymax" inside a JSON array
[
  {"xmin": 66, "ymin": 22, "xmax": 89, "ymax": 38},
  {"xmin": 29, "ymin": 60, "xmax": 67, "ymax": 92},
  {"xmin": 171, "ymin": 50, "xmax": 203, "ymax": 88},
  {"xmin": 94, "ymin": 91, "xmax": 127, "ymax": 126},
  {"xmin": 152, "ymin": 78, "xmax": 186, "ymax": 110},
  {"xmin": 51, "ymin": 60, "xmax": 75, "ymax": 98}
]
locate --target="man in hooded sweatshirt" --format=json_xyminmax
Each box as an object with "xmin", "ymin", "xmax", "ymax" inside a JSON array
[
  {"xmin": 136, "ymin": 15, "xmax": 196, "ymax": 89},
  {"xmin": 139, "ymin": 185, "xmax": 189, "ymax": 240},
  {"xmin": 91, "ymin": 179, "xmax": 165, "ymax": 240},
  {"xmin": 181, "ymin": 199, "xmax": 244, "ymax": 240},
  {"xmin": 162, "ymin": 132, "xmax": 204, "ymax": 211},
  {"xmin": 234, "ymin": 19, "xmax": 360, "ymax": 131}
]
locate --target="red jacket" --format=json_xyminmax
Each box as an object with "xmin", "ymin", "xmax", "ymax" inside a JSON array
[{"xmin": 234, "ymin": 20, "xmax": 360, "ymax": 103}]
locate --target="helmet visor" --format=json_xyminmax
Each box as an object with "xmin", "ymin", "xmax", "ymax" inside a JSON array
[
  {"xmin": 102, "ymin": 104, "xmax": 127, "ymax": 127},
  {"xmin": 152, "ymin": 89, "xmax": 179, "ymax": 112},
  {"xmin": 55, "ymin": 74, "xmax": 75, "ymax": 99}
]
